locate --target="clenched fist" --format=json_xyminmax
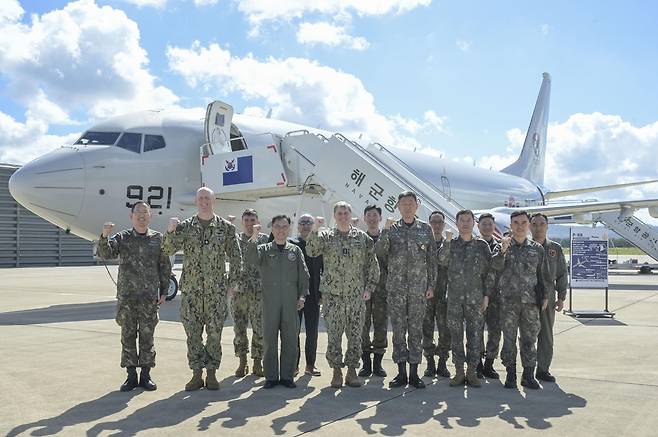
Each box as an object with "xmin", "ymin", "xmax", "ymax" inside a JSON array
[
  {"xmin": 251, "ymin": 224, "xmax": 262, "ymax": 242},
  {"xmin": 168, "ymin": 217, "xmax": 180, "ymax": 233},
  {"xmin": 445, "ymin": 230, "xmax": 453, "ymax": 241},
  {"xmin": 227, "ymin": 215, "xmax": 236, "ymax": 224},
  {"xmin": 501, "ymin": 236, "xmax": 511, "ymax": 253},
  {"xmin": 384, "ymin": 217, "xmax": 396, "ymax": 230},
  {"xmin": 101, "ymin": 222, "xmax": 115, "ymax": 238},
  {"xmin": 313, "ymin": 217, "xmax": 325, "ymax": 232}
]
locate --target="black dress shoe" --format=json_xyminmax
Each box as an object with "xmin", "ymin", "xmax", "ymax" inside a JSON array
[
  {"xmin": 536, "ymin": 370, "xmax": 556, "ymax": 382},
  {"xmin": 280, "ymin": 379, "xmax": 297, "ymax": 388},
  {"xmin": 264, "ymin": 380, "xmax": 278, "ymax": 389}
]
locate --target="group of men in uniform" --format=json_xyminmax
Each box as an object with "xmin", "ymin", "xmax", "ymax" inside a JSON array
[{"xmin": 98, "ymin": 186, "xmax": 567, "ymax": 392}]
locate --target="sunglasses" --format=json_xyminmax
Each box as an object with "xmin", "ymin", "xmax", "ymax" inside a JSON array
[{"xmin": 299, "ymin": 221, "xmax": 314, "ymax": 225}]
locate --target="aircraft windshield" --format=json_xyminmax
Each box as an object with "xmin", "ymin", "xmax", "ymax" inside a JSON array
[{"xmin": 75, "ymin": 131, "xmax": 121, "ymax": 146}]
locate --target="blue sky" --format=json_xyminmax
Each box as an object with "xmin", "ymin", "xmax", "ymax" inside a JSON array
[{"xmin": 2, "ymin": 0, "xmax": 658, "ymax": 208}]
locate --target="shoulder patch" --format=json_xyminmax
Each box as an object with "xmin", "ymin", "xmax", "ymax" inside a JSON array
[
  {"xmin": 548, "ymin": 248, "xmax": 557, "ymax": 257},
  {"xmin": 288, "ymin": 251, "xmax": 297, "ymax": 261}
]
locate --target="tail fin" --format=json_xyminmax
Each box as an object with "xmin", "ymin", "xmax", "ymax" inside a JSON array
[{"xmin": 502, "ymin": 72, "xmax": 551, "ymax": 186}]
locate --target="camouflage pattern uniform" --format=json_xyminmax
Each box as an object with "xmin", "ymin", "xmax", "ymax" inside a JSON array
[
  {"xmin": 232, "ymin": 232, "xmax": 269, "ymax": 360},
  {"xmin": 97, "ymin": 229, "xmax": 171, "ymax": 368},
  {"xmin": 361, "ymin": 232, "xmax": 389, "ymax": 355},
  {"xmin": 481, "ymin": 238, "xmax": 503, "ymax": 361},
  {"xmin": 422, "ymin": 237, "xmax": 451, "ymax": 361},
  {"xmin": 245, "ymin": 241, "xmax": 309, "ymax": 382},
  {"xmin": 162, "ymin": 215, "xmax": 242, "ymax": 370},
  {"xmin": 375, "ymin": 219, "xmax": 436, "ymax": 365},
  {"xmin": 536, "ymin": 238, "xmax": 568, "ymax": 373},
  {"xmin": 439, "ymin": 236, "xmax": 494, "ymax": 366},
  {"xmin": 495, "ymin": 238, "xmax": 552, "ymax": 369},
  {"xmin": 306, "ymin": 226, "xmax": 379, "ymax": 369}
]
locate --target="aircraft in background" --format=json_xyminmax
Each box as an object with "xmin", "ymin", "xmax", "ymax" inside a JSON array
[{"xmin": 8, "ymin": 73, "xmax": 658, "ymax": 259}]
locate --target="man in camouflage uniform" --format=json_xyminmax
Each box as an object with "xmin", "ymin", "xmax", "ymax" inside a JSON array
[
  {"xmin": 97, "ymin": 201, "xmax": 171, "ymax": 392},
  {"xmin": 439, "ymin": 210, "xmax": 496, "ymax": 388},
  {"xmin": 477, "ymin": 213, "xmax": 503, "ymax": 379},
  {"xmin": 422, "ymin": 210, "xmax": 451, "ymax": 378},
  {"xmin": 530, "ymin": 213, "xmax": 568, "ymax": 383},
  {"xmin": 359, "ymin": 205, "xmax": 388, "ymax": 378},
  {"xmin": 162, "ymin": 187, "xmax": 242, "ymax": 391},
  {"xmin": 494, "ymin": 210, "xmax": 552, "ymax": 390},
  {"xmin": 232, "ymin": 208, "xmax": 269, "ymax": 378},
  {"xmin": 246, "ymin": 216, "xmax": 309, "ymax": 388},
  {"xmin": 306, "ymin": 201, "xmax": 380, "ymax": 389},
  {"xmin": 375, "ymin": 191, "xmax": 436, "ymax": 389}
]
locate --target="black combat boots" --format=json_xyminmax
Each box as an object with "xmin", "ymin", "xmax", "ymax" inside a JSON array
[
  {"xmin": 504, "ymin": 364, "xmax": 517, "ymax": 389},
  {"xmin": 521, "ymin": 366, "xmax": 541, "ymax": 390},
  {"xmin": 389, "ymin": 362, "xmax": 408, "ymax": 388},
  {"xmin": 409, "ymin": 364, "xmax": 426, "ymax": 388},
  {"xmin": 139, "ymin": 367, "xmax": 157, "ymax": 391},
  {"xmin": 120, "ymin": 367, "xmax": 139, "ymax": 392},
  {"xmin": 372, "ymin": 353, "xmax": 387, "ymax": 377},
  {"xmin": 358, "ymin": 352, "xmax": 373, "ymax": 377},
  {"xmin": 482, "ymin": 358, "xmax": 500, "ymax": 379},
  {"xmin": 424, "ymin": 356, "xmax": 437, "ymax": 377}
]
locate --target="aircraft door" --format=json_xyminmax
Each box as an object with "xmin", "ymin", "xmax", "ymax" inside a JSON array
[{"xmin": 204, "ymin": 101, "xmax": 234, "ymax": 153}]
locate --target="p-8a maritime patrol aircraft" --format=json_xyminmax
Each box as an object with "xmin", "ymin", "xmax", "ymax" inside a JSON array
[{"xmin": 8, "ymin": 73, "xmax": 658, "ymax": 262}]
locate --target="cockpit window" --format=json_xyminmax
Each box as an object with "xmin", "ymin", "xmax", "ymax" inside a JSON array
[
  {"xmin": 116, "ymin": 132, "xmax": 142, "ymax": 153},
  {"xmin": 144, "ymin": 134, "xmax": 166, "ymax": 152},
  {"xmin": 75, "ymin": 131, "xmax": 121, "ymax": 146}
]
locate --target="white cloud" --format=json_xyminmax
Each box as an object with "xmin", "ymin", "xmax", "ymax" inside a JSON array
[
  {"xmin": 297, "ymin": 22, "xmax": 369, "ymax": 50},
  {"xmin": 0, "ymin": 109, "xmax": 79, "ymax": 164},
  {"xmin": 477, "ymin": 113, "xmax": 658, "ymax": 203},
  {"xmin": 456, "ymin": 39, "xmax": 471, "ymax": 52},
  {"xmin": 167, "ymin": 41, "xmax": 446, "ymax": 150},
  {"xmin": 0, "ymin": 0, "xmax": 23, "ymax": 24},
  {"xmin": 541, "ymin": 24, "xmax": 550, "ymax": 35},
  {"xmin": 0, "ymin": 0, "xmax": 179, "ymax": 163},
  {"xmin": 0, "ymin": 0, "xmax": 178, "ymax": 119},
  {"xmin": 122, "ymin": 0, "xmax": 167, "ymax": 7},
  {"xmin": 237, "ymin": 0, "xmax": 431, "ymax": 40},
  {"xmin": 194, "ymin": 0, "xmax": 219, "ymax": 5}
]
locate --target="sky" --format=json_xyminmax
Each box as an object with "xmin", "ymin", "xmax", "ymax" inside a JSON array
[{"xmin": 2, "ymin": 0, "xmax": 658, "ymax": 221}]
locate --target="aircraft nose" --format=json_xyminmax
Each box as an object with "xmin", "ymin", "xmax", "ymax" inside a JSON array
[{"xmin": 9, "ymin": 148, "xmax": 85, "ymax": 224}]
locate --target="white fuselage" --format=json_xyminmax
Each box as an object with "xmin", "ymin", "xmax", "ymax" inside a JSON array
[{"xmin": 9, "ymin": 109, "xmax": 542, "ymax": 240}]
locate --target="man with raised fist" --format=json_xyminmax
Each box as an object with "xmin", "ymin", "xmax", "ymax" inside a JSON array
[
  {"xmin": 306, "ymin": 201, "xmax": 380, "ymax": 389},
  {"xmin": 97, "ymin": 201, "xmax": 171, "ymax": 392},
  {"xmin": 162, "ymin": 187, "xmax": 242, "ymax": 391}
]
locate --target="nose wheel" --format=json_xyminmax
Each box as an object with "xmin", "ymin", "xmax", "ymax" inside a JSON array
[{"xmin": 166, "ymin": 274, "xmax": 179, "ymax": 301}]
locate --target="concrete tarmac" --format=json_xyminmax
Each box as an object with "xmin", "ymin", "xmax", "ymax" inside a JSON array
[{"xmin": 1, "ymin": 265, "xmax": 657, "ymax": 436}]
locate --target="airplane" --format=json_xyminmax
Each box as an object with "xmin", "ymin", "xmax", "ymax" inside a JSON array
[{"xmin": 8, "ymin": 72, "xmax": 658, "ymax": 271}]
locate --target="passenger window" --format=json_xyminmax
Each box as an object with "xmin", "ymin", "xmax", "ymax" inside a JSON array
[
  {"xmin": 116, "ymin": 133, "xmax": 142, "ymax": 153},
  {"xmin": 144, "ymin": 135, "xmax": 166, "ymax": 152}
]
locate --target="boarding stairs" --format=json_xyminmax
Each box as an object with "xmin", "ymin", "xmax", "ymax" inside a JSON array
[{"xmin": 593, "ymin": 211, "xmax": 658, "ymax": 262}]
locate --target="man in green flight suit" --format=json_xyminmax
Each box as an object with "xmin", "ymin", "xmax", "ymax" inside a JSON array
[{"xmin": 245, "ymin": 215, "xmax": 309, "ymax": 388}]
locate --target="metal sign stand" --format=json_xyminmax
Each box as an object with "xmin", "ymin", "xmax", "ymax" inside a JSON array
[{"xmin": 564, "ymin": 285, "xmax": 616, "ymax": 318}]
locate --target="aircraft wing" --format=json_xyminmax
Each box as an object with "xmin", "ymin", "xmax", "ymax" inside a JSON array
[
  {"xmin": 491, "ymin": 198, "xmax": 658, "ymax": 218},
  {"xmin": 543, "ymin": 179, "xmax": 658, "ymax": 201}
]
